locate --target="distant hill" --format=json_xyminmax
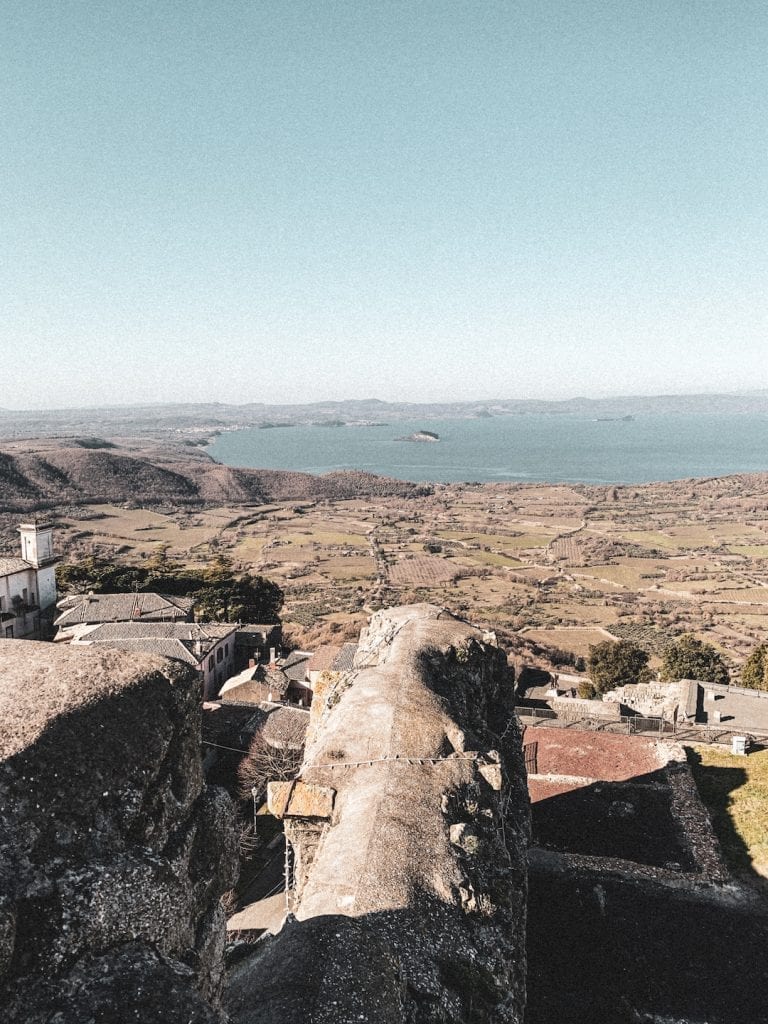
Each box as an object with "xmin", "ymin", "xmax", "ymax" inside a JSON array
[
  {"xmin": 0, "ymin": 446, "xmax": 432, "ymax": 511},
  {"xmin": 2, "ymin": 390, "xmax": 768, "ymax": 442}
]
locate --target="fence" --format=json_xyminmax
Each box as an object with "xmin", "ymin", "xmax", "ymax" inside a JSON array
[
  {"xmin": 517, "ymin": 707, "xmax": 674, "ymax": 736},
  {"xmin": 517, "ymin": 707, "xmax": 768, "ymax": 748},
  {"xmin": 674, "ymin": 723, "xmax": 768, "ymax": 748},
  {"xmin": 724, "ymin": 683, "xmax": 768, "ymax": 700},
  {"xmin": 697, "ymin": 680, "xmax": 768, "ymax": 701}
]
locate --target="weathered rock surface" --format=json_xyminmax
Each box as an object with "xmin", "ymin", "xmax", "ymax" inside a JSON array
[
  {"xmin": 0, "ymin": 640, "xmax": 238, "ymax": 1022},
  {"xmin": 226, "ymin": 604, "xmax": 530, "ymax": 1024}
]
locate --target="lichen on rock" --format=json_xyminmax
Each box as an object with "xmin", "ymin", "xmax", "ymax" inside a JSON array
[{"xmin": 0, "ymin": 640, "xmax": 237, "ymax": 1022}]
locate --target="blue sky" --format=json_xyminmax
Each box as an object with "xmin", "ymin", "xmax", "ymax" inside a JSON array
[{"xmin": 2, "ymin": 1, "xmax": 767, "ymax": 409}]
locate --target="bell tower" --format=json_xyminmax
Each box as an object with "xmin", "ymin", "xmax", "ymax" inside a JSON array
[{"xmin": 18, "ymin": 522, "xmax": 55, "ymax": 568}]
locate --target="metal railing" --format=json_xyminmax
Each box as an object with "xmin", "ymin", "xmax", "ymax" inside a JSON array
[
  {"xmin": 517, "ymin": 707, "xmax": 768, "ymax": 747},
  {"xmin": 516, "ymin": 707, "xmax": 674, "ymax": 735}
]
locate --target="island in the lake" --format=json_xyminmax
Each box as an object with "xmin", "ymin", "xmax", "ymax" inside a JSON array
[{"xmin": 394, "ymin": 430, "xmax": 440, "ymax": 443}]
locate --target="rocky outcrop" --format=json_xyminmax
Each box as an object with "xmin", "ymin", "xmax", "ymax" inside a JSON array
[
  {"xmin": 226, "ymin": 604, "xmax": 530, "ymax": 1024},
  {"xmin": 0, "ymin": 640, "xmax": 237, "ymax": 1022}
]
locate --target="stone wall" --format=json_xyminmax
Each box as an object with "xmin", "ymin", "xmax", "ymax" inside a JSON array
[
  {"xmin": 226, "ymin": 604, "xmax": 530, "ymax": 1024},
  {"xmin": 551, "ymin": 695, "xmax": 621, "ymax": 721},
  {"xmin": 0, "ymin": 640, "xmax": 238, "ymax": 1023},
  {"xmin": 602, "ymin": 680, "xmax": 686, "ymax": 720}
]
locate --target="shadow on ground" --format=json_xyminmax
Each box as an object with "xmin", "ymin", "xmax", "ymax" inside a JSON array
[{"xmin": 526, "ymin": 747, "xmax": 767, "ymax": 1024}]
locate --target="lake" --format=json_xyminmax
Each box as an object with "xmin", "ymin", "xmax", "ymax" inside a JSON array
[{"xmin": 206, "ymin": 413, "xmax": 768, "ymax": 485}]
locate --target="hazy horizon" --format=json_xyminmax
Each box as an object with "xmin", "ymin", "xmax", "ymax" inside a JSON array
[
  {"xmin": 2, "ymin": 385, "xmax": 768, "ymax": 416},
  {"xmin": 2, "ymin": 3, "xmax": 767, "ymax": 409}
]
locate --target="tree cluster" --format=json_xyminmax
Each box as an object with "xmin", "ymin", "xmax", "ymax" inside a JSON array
[
  {"xmin": 56, "ymin": 550, "xmax": 283, "ymax": 624},
  {"xmin": 660, "ymin": 634, "xmax": 729, "ymax": 685},
  {"xmin": 586, "ymin": 633, "xmax": 734, "ymax": 695},
  {"xmin": 587, "ymin": 640, "xmax": 652, "ymax": 694}
]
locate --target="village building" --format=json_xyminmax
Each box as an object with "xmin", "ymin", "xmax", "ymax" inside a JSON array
[
  {"xmin": 217, "ymin": 641, "xmax": 359, "ymax": 710},
  {"xmin": 306, "ymin": 642, "xmax": 359, "ymax": 686},
  {"xmin": 218, "ymin": 662, "xmax": 293, "ymax": 706},
  {"xmin": 280, "ymin": 650, "xmax": 315, "ymax": 706},
  {"xmin": 0, "ymin": 523, "xmax": 58, "ymax": 640},
  {"xmin": 305, "ymin": 645, "xmax": 342, "ymax": 686},
  {"xmin": 54, "ymin": 592, "xmax": 195, "ymax": 642},
  {"xmin": 70, "ymin": 621, "xmax": 238, "ymax": 699},
  {"xmin": 234, "ymin": 623, "xmax": 283, "ymax": 671}
]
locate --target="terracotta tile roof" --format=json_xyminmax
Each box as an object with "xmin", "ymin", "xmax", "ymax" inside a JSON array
[
  {"xmin": 55, "ymin": 592, "xmax": 194, "ymax": 627},
  {"xmin": 219, "ymin": 664, "xmax": 290, "ymax": 703},
  {"xmin": 332, "ymin": 643, "xmax": 358, "ymax": 672},
  {"xmin": 307, "ymin": 645, "xmax": 342, "ymax": 674},
  {"xmin": 0, "ymin": 558, "xmax": 32, "ymax": 577},
  {"xmin": 280, "ymin": 651, "xmax": 312, "ymax": 683},
  {"xmin": 261, "ymin": 706, "xmax": 309, "ymax": 749},
  {"xmin": 74, "ymin": 621, "xmax": 236, "ymax": 666},
  {"xmin": 202, "ymin": 702, "xmax": 266, "ymax": 745},
  {"xmin": 81, "ymin": 637, "xmax": 203, "ymax": 667}
]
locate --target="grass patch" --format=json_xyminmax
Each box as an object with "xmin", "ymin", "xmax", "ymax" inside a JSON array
[
  {"xmin": 319, "ymin": 555, "xmax": 377, "ymax": 580},
  {"xmin": 524, "ymin": 627, "xmax": 616, "ymax": 658},
  {"xmin": 464, "ymin": 550, "xmax": 522, "ymax": 567},
  {"xmin": 686, "ymin": 744, "xmax": 768, "ymax": 882},
  {"xmin": 575, "ymin": 561, "xmax": 664, "ymax": 588},
  {"xmin": 728, "ymin": 545, "xmax": 768, "ymax": 558},
  {"xmin": 620, "ymin": 530, "xmax": 684, "ymax": 551},
  {"xmin": 717, "ymin": 587, "xmax": 768, "ymax": 604},
  {"xmin": 304, "ymin": 530, "xmax": 368, "ymax": 547}
]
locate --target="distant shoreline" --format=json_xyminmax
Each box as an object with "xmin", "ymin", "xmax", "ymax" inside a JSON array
[{"xmin": 205, "ymin": 412, "xmax": 768, "ymax": 486}]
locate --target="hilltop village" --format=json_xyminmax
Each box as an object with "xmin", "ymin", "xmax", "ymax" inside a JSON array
[{"xmin": 2, "ymin": 440, "xmax": 768, "ymax": 1023}]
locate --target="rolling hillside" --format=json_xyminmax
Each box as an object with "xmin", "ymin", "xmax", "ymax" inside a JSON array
[{"xmin": 0, "ymin": 445, "xmax": 431, "ymax": 511}]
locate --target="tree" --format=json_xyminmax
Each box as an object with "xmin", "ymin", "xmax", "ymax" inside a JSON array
[
  {"xmin": 587, "ymin": 640, "xmax": 652, "ymax": 694},
  {"xmin": 577, "ymin": 680, "xmax": 597, "ymax": 700},
  {"xmin": 741, "ymin": 644, "xmax": 768, "ymax": 691},
  {"xmin": 56, "ymin": 557, "xmax": 149, "ymax": 594},
  {"xmin": 193, "ymin": 573, "xmax": 283, "ymax": 623},
  {"xmin": 56, "ymin": 554, "xmax": 283, "ymax": 624},
  {"xmin": 237, "ymin": 718, "xmax": 306, "ymax": 802},
  {"xmin": 660, "ymin": 634, "xmax": 729, "ymax": 685}
]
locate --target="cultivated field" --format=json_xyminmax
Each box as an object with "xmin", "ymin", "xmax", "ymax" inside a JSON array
[{"xmin": 17, "ymin": 471, "xmax": 768, "ymax": 665}]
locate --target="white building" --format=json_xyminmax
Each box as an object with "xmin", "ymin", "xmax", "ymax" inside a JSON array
[
  {"xmin": 70, "ymin": 621, "xmax": 238, "ymax": 700},
  {"xmin": 0, "ymin": 523, "xmax": 58, "ymax": 640}
]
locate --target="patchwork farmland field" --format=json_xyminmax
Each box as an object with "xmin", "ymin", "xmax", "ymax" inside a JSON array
[{"xmin": 33, "ymin": 469, "xmax": 768, "ymax": 664}]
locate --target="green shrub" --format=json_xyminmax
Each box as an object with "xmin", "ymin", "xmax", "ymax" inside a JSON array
[
  {"xmin": 587, "ymin": 640, "xmax": 651, "ymax": 694},
  {"xmin": 741, "ymin": 644, "xmax": 768, "ymax": 691}
]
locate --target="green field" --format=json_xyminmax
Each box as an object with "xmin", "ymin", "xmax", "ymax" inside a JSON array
[{"xmin": 687, "ymin": 745, "xmax": 768, "ymax": 887}]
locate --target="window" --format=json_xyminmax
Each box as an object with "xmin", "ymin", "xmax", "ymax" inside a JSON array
[
  {"xmin": 5, "ymin": 626, "xmax": 13, "ymax": 638},
  {"xmin": 216, "ymin": 647, "xmax": 223, "ymax": 663},
  {"xmin": 208, "ymin": 657, "xmax": 214, "ymax": 671}
]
